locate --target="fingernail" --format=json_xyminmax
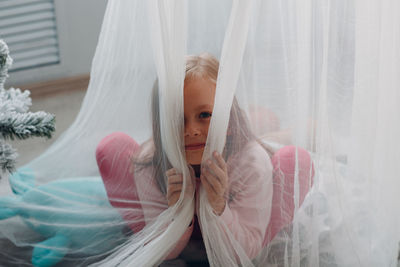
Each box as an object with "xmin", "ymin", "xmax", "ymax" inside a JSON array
[
  {"xmin": 207, "ymin": 160, "xmax": 212, "ymax": 164},
  {"xmin": 213, "ymin": 151, "xmax": 218, "ymax": 156}
]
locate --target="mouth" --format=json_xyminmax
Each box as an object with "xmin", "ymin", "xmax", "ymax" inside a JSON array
[{"xmin": 185, "ymin": 143, "xmax": 205, "ymax": 151}]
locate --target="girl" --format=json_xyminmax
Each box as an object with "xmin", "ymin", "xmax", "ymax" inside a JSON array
[{"xmin": 97, "ymin": 53, "xmax": 274, "ymax": 265}]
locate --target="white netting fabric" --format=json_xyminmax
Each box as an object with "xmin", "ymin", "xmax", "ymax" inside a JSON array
[{"xmin": 0, "ymin": 0, "xmax": 399, "ymax": 266}]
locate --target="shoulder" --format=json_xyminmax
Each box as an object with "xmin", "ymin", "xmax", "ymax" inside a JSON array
[
  {"xmin": 244, "ymin": 141, "xmax": 272, "ymax": 162},
  {"xmin": 226, "ymin": 141, "xmax": 273, "ymax": 185},
  {"xmin": 228, "ymin": 141, "xmax": 272, "ymax": 171}
]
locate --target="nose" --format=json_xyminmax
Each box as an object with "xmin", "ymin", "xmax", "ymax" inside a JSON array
[{"xmin": 184, "ymin": 120, "xmax": 201, "ymax": 137}]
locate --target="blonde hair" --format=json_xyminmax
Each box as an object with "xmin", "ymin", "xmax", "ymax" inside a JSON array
[{"xmin": 185, "ymin": 53, "xmax": 219, "ymax": 83}]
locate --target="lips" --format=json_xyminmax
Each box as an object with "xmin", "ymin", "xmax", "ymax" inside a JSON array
[{"xmin": 185, "ymin": 143, "xmax": 205, "ymax": 150}]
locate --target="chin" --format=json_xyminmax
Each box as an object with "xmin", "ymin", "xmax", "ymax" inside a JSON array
[{"xmin": 185, "ymin": 150, "xmax": 203, "ymax": 165}]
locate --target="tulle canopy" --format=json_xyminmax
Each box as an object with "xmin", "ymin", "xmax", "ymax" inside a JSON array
[{"xmin": 1, "ymin": 0, "xmax": 399, "ymax": 266}]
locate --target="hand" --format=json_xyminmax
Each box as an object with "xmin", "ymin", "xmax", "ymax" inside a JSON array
[
  {"xmin": 201, "ymin": 151, "xmax": 228, "ymax": 215},
  {"xmin": 166, "ymin": 167, "xmax": 195, "ymax": 207}
]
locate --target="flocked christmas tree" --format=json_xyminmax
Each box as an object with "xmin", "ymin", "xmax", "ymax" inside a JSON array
[{"xmin": 0, "ymin": 39, "xmax": 55, "ymax": 179}]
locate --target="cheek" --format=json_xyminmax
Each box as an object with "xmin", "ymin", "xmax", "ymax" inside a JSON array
[{"xmin": 203, "ymin": 121, "xmax": 211, "ymax": 135}]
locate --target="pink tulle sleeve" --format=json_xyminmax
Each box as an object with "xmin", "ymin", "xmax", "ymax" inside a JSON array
[{"xmin": 220, "ymin": 142, "xmax": 273, "ymax": 258}]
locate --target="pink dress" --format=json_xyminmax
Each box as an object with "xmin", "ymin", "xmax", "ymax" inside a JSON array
[{"xmin": 132, "ymin": 140, "xmax": 273, "ymax": 259}]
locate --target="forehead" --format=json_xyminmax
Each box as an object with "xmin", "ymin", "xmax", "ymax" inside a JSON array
[{"xmin": 183, "ymin": 77, "xmax": 216, "ymax": 107}]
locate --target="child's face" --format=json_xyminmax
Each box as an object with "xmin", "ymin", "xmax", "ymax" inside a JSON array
[{"xmin": 184, "ymin": 76, "xmax": 216, "ymax": 165}]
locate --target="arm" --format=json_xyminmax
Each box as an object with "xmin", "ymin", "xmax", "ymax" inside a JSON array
[
  {"xmin": 219, "ymin": 171, "xmax": 272, "ymax": 258},
  {"xmin": 220, "ymin": 144, "xmax": 273, "ymax": 259},
  {"xmin": 201, "ymin": 143, "xmax": 273, "ymax": 259}
]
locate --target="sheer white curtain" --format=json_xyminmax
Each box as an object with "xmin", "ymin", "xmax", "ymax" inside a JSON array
[
  {"xmin": 0, "ymin": 0, "xmax": 399, "ymax": 266},
  {"xmin": 349, "ymin": 0, "xmax": 400, "ymax": 263}
]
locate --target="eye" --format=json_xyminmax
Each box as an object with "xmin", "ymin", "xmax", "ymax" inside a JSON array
[{"xmin": 199, "ymin": 112, "xmax": 212, "ymax": 119}]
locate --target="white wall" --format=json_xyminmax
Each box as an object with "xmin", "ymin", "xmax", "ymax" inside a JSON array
[{"xmin": 5, "ymin": 0, "xmax": 108, "ymax": 87}]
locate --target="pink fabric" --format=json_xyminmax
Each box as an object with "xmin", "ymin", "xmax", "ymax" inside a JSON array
[
  {"xmin": 96, "ymin": 133, "xmax": 314, "ymax": 260},
  {"xmin": 264, "ymin": 146, "xmax": 315, "ymax": 245},
  {"xmin": 216, "ymin": 142, "xmax": 273, "ymax": 258},
  {"xmin": 95, "ymin": 132, "xmax": 145, "ymax": 233}
]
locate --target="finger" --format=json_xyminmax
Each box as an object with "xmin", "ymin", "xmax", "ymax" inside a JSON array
[
  {"xmin": 167, "ymin": 183, "xmax": 183, "ymax": 198},
  {"xmin": 202, "ymin": 168, "xmax": 222, "ymax": 195},
  {"xmin": 213, "ymin": 151, "xmax": 227, "ymax": 172},
  {"xmin": 168, "ymin": 183, "xmax": 183, "ymax": 192},
  {"xmin": 168, "ymin": 192, "xmax": 182, "ymax": 206},
  {"xmin": 168, "ymin": 174, "xmax": 183, "ymax": 184},
  {"xmin": 202, "ymin": 163, "xmax": 218, "ymax": 181},
  {"xmin": 200, "ymin": 173, "xmax": 217, "ymax": 196},
  {"xmin": 168, "ymin": 182, "xmax": 193, "ymax": 198},
  {"xmin": 165, "ymin": 168, "xmax": 177, "ymax": 177},
  {"xmin": 205, "ymin": 159, "xmax": 225, "ymax": 184}
]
